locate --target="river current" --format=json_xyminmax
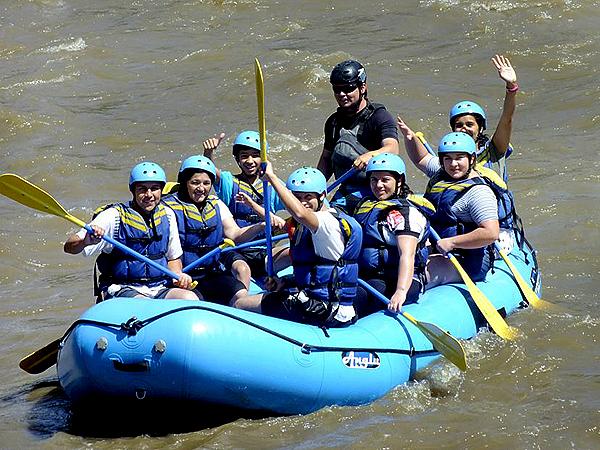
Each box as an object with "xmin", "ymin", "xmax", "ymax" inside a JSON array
[{"xmin": 1, "ymin": 0, "xmax": 598, "ymax": 448}]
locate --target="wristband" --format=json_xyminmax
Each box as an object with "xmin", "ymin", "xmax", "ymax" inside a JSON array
[{"xmin": 506, "ymin": 83, "xmax": 519, "ymax": 93}]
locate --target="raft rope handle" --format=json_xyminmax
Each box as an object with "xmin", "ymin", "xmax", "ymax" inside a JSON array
[{"xmin": 60, "ymin": 305, "xmax": 438, "ymax": 357}]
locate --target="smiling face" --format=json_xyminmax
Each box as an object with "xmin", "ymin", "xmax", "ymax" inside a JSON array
[
  {"xmin": 369, "ymin": 171, "xmax": 398, "ymax": 200},
  {"xmin": 132, "ymin": 182, "xmax": 163, "ymax": 214},
  {"xmin": 332, "ymin": 82, "xmax": 366, "ymax": 110},
  {"xmin": 441, "ymin": 152, "xmax": 475, "ymax": 179},
  {"xmin": 292, "ymin": 191, "xmax": 324, "ymax": 211},
  {"xmin": 186, "ymin": 172, "xmax": 213, "ymax": 205},
  {"xmin": 235, "ymin": 147, "xmax": 262, "ymax": 176},
  {"xmin": 452, "ymin": 114, "xmax": 481, "ymax": 140}
]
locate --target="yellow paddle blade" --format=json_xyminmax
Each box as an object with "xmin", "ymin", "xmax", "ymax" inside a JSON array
[
  {"xmin": 0, "ymin": 173, "xmax": 86, "ymax": 228},
  {"xmin": 222, "ymin": 238, "xmax": 235, "ymax": 249},
  {"xmin": 163, "ymin": 181, "xmax": 179, "ymax": 195},
  {"xmin": 414, "ymin": 131, "xmax": 427, "ymax": 144},
  {"xmin": 254, "ymin": 58, "xmax": 268, "ymax": 162},
  {"xmin": 449, "ymin": 255, "xmax": 521, "ymax": 340},
  {"xmin": 498, "ymin": 249, "xmax": 553, "ymax": 310},
  {"xmin": 19, "ymin": 337, "xmax": 61, "ymax": 374},
  {"xmin": 402, "ymin": 311, "xmax": 467, "ymax": 371}
]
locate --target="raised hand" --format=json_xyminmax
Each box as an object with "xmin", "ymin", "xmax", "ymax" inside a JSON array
[
  {"xmin": 491, "ymin": 54, "xmax": 517, "ymax": 85},
  {"xmin": 397, "ymin": 115, "xmax": 415, "ymax": 140},
  {"xmin": 202, "ymin": 132, "xmax": 226, "ymax": 156}
]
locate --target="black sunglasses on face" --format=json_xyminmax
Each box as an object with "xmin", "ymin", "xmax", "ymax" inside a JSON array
[{"xmin": 332, "ymin": 84, "xmax": 358, "ymax": 94}]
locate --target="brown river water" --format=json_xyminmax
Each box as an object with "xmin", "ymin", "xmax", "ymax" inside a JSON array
[{"xmin": 1, "ymin": 0, "xmax": 598, "ymax": 448}]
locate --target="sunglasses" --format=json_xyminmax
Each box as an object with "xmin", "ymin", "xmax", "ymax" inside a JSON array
[{"xmin": 332, "ymin": 84, "xmax": 358, "ymax": 94}]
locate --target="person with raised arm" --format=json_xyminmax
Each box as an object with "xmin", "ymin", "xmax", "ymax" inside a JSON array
[
  {"xmin": 202, "ymin": 131, "xmax": 286, "ymax": 288},
  {"xmin": 236, "ymin": 162, "xmax": 363, "ymax": 328}
]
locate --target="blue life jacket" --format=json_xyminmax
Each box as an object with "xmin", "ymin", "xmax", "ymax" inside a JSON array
[
  {"xmin": 476, "ymin": 135, "xmax": 513, "ymax": 183},
  {"xmin": 228, "ymin": 175, "xmax": 264, "ymax": 228},
  {"xmin": 424, "ymin": 168, "xmax": 512, "ymax": 270},
  {"xmin": 426, "ymin": 165, "xmax": 516, "ymax": 232},
  {"xmin": 95, "ymin": 202, "xmax": 170, "ymax": 289},
  {"xmin": 353, "ymin": 195, "xmax": 434, "ymax": 277},
  {"xmin": 290, "ymin": 210, "xmax": 362, "ymax": 306},
  {"xmin": 163, "ymin": 193, "xmax": 223, "ymax": 275}
]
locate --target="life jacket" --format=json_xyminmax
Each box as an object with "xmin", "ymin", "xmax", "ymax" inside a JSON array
[
  {"xmin": 353, "ymin": 195, "xmax": 435, "ymax": 277},
  {"xmin": 228, "ymin": 175, "xmax": 264, "ymax": 228},
  {"xmin": 424, "ymin": 166, "xmax": 517, "ymax": 268},
  {"xmin": 426, "ymin": 165, "xmax": 516, "ymax": 232},
  {"xmin": 95, "ymin": 202, "xmax": 170, "ymax": 290},
  {"xmin": 289, "ymin": 210, "xmax": 362, "ymax": 306},
  {"xmin": 330, "ymin": 102, "xmax": 387, "ymax": 195},
  {"xmin": 476, "ymin": 135, "xmax": 513, "ymax": 183},
  {"xmin": 162, "ymin": 193, "xmax": 223, "ymax": 275}
]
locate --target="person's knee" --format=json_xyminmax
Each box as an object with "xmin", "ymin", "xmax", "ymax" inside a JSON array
[
  {"xmin": 232, "ymin": 260, "xmax": 251, "ymax": 279},
  {"xmin": 165, "ymin": 288, "xmax": 199, "ymax": 300}
]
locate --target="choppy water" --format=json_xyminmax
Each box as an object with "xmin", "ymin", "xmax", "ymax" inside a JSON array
[{"xmin": 1, "ymin": 0, "xmax": 598, "ymax": 448}]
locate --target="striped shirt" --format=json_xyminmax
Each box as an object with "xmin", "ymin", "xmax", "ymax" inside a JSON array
[{"xmin": 425, "ymin": 158, "xmax": 498, "ymax": 225}]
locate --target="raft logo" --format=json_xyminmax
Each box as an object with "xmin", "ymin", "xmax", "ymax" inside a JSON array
[{"xmin": 342, "ymin": 351, "xmax": 380, "ymax": 369}]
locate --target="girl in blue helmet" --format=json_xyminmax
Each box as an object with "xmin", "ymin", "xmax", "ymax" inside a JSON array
[
  {"xmin": 402, "ymin": 132, "xmax": 501, "ymax": 285},
  {"xmin": 163, "ymin": 155, "xmax": 272, "ymax": 307},
  {"xmin": 353, "ymin": 153, "xmax": 434, "ymax": 315},
  {"xmin": 202, "ymin": 131, "xmax": 286, "ymax": 288},
  {"xmin": 448, "ymin": 54, "xmax": 519, "ymax": 182},
  {"xmin": 64, "ymin": 162, "xmax": 198, "ymax": 301},
  {"xmin": 236, "ymin": 162, "xmax": 364, "ymax": 328}
]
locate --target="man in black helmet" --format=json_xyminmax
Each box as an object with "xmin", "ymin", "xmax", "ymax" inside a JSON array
[{"xmin": 317, "ymin": 59, "xmax": 399, "ymax": 213}]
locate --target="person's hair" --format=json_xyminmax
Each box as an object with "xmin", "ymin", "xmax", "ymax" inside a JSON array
[
  {"xmin": 476, "ymin": 132, "xmax": 489, "ymax": 148},
  {"xmin": 397, "ymin": 174, "xmax": 413, "ymax": 198},
  {"xmin": 177, "ymin": 168, "xmax": 213, "ymax": 203}
]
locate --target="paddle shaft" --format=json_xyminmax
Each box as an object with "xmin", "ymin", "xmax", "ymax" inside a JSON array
[
  {"xmin": 255, "ymin": 58, "xmax": 274, "ymax": 277},
  {"xmin": 82, "ymin": 223, "xmax": 188, "ymax": 283},
  {"xmin": 326, "ymin": 167, "xmax": 358, "ymax": 193},
  {"xmin": 182, "ymin": 235, "xmax": 287, "ymax": 273},
  {"xmin": 357, "ymin": 279, "xmax": 467, "ymax": 371}
]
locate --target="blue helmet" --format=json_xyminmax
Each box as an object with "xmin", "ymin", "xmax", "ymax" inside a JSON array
[
  {"xmin": 179, "ymin": 155, "xmax": 217, "ymax": 181},
  {"xmin": 437, "ymin": 132, "xmax": 477, "ymax": 156},
  {"xmin": 366, "ymin": 153, "xmax": 406, "ymax": 178},
  {"xmin": 449, "ymin": 101, "xmax": 487, "ymax": 131},
  {"xmin": 233, "ymin": 130, "xmax": 266, "ymax": 156},
  {"xmin": 286, "ymin": 167, "xmax": 327, "ymax": 194},
  {"xmin": 129, "ymin": 162, "xmax": 167, "ymax": 189}
]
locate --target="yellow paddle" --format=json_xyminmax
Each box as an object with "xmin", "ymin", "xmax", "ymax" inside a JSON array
[
  {"xmin": 434, "ymin": 227, "xmax": 520, "ymax": 341},
  {"xmin": 0, "ymin": 173, "xmax": 197, "ymax": 289},
  {"xmin": 254, "ymin": 57, "xmax": 274, "ymax": 276},
  {"xmin": 0, "ymin": 173, "xmax": 200, "ymax": 373},
  {"xmin": 358, "ymin": 279, "xmax": 467, "ymax": 371},
  {"xmin": 19, "ymin": 337, "xmax": 62, "ymax": 374},
  {"xmin": 415, "ymin": 131, "xmax": 550, "ymax": 310}
]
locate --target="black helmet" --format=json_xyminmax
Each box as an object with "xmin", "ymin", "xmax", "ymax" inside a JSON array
[{"xmin": 330, "ymin": 60, "xmax": 367, "ymax": 85}]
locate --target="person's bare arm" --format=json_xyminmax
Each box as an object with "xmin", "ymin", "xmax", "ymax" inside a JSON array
[
  {"xmin": 263, "ymin": 162, "xmax": 320, "ymax": 233},
  {"xmin": 202, "ymin": 132, "xmax": 225, "ymax": 182},
  {"xmin": 397, "ymin": 115, "xmax": 433, "ymax": 174},
  {"xmin": 490, "ymin": 54, "xmax": 518, "ymax": 158}
]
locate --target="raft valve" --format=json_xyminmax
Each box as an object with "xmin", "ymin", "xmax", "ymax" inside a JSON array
[{"xmin": 95, "ymin": 337, "xmax": 108, "ymax": 351}]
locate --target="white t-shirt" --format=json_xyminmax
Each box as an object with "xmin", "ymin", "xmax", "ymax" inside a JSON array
[
  {"xmin": 311, "ymin": 209, "xmax": 346, "ymax": 260},
  {"xmin": 381, "ymin": 204, "xmax": 428, "ymax": 247},
  {"xmin": 215, "ymin": 199, "xmax": 234, "ymax": 221},
  {"xmin": 308, "ymin": 208, "xmax": 355, "ymax": 322},
  {"xmin": 76, "ymin": 205, "xmax": 183, "ymax": 260}
]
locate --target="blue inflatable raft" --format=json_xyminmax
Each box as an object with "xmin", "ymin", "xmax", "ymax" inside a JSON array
[{"xmin": 56, "ymin": 242, "xmax": 541, "ymax": 415}]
